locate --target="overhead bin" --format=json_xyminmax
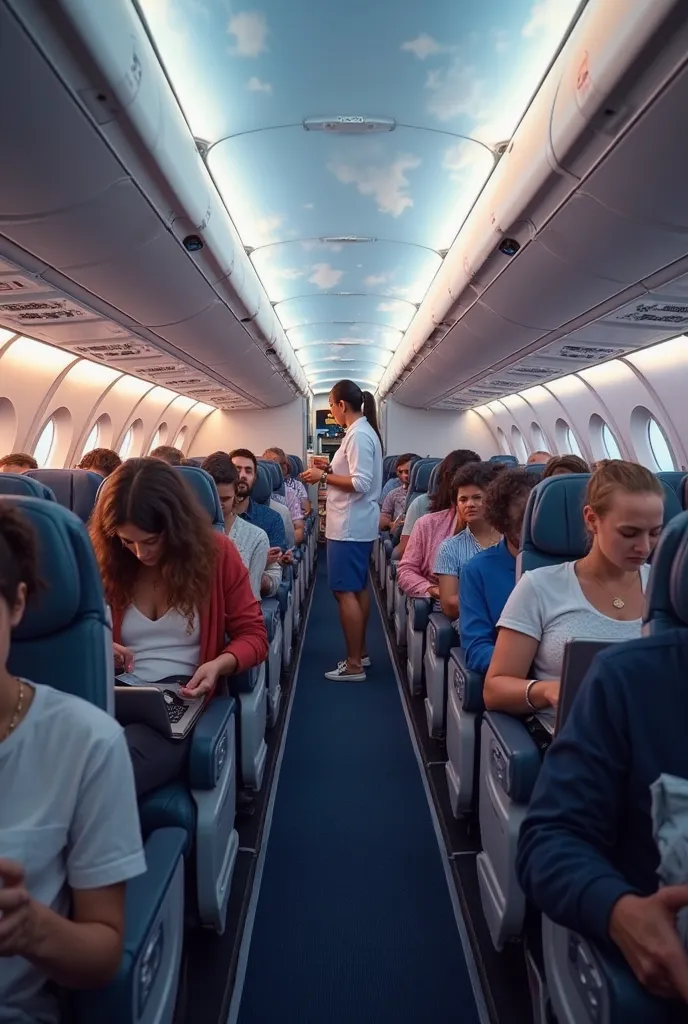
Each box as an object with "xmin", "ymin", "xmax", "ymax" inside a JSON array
[
  {"xmin": 379, "ymin": 0, "xmax": 688, "ymax": 406},
  {"xmin": 2, "ymin": 0, "xmax": 308, "ymax": 400}
]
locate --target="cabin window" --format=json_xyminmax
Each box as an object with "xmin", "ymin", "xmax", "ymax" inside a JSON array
[
  {"xmin": 555, "ymin": 417, "xmax": 583, "ymax": 458},
  {"xmin": 148, "ymin": 422, "xmax": 168, "ymax": 453},
  {"xmin": 119, "ymin": 427, "xmax": 134, "ymax": 460},
  {"xmin": 531, "ymin": 421, "xmax": 548, "ymax": 452},
  {"xmin": 601, "ymin": 423, "xmax": 622, "ymax": 460},
  {"xmin": 510, "ymin": 425, "xmax": 528, "ymax": 464},
  {"xmin": 174, "ymin": 425, "xmax": 188, "ymax": 449},
  {"xmin": 647, "ymin": 415, "xmax": 676, "ymax": 471},
  {"xmin": 496, "ymin": 427, "xmax": 510, "ymax": 455},
  {"xmin": 82, "ymin": 422, "xmax": 99, "ymax": 456},
  {"xmin": 33, "ymin": 417, "xmax": 56, "ymax": 467}
]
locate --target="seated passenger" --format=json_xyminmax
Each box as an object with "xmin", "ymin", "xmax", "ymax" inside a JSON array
[
  {"xmin": 262, "ymin": 448, "xmax": 305, "ymax": 545},
  {"xmin": 398, "ymin": 449, "xmax": 480, "ymax": 557},
  {"xmin": 542, "ymin": 453, "xmax": 589, "ymax": 478},
  {"xmin": 379, "ymin": 452, "xmax": 418, "ymax": 506},
  {"xmin": 459, "ymin": 469, "xmax": 538, "ymax": 672},
  {"xmin": 202, "ymin": 452, "xmax": 281, "ymax": 599},
  {"xmin": 0, "ymin": 503, "xmax": 145, "ymax": 1020},
  {"xmin": 379, "ymin": 453, "xmax": 414, "ymax": 533},
  {"xmin": 517, "ymin": 634, "xmax": 688, "ymax": 1008},
  {"xmin": 149, "ymin": 445, "xmax": 185, "ymax": 466},
  {"xmin": 0, "ymin": 453, "xmax": 38, "ymax": 474},
  {"xmin": 90, "ymin": 458, "xmax": 268, "ymax": 797},
  {"xmin": 484, "ymin": 460, "xmax": 664, "ymax": 734},
  {"xmin": 77, "ymin": 447, "xmax": 122, "ymax": 478},
  {"xmin": 397, "ymin": 455, "xmax": 489, "ymax": 600},
  {"xmin": 265, "ymin": 446, "xmax": 312, "ymax": 515},
  {"xmin": 230, "ymin": 448, "xmax": 288, "ymax": 555},
  {"xmin": 527, "ymin": 450, "xmax": 552, "ymax": 465},
  {"xmin": 432, "ymin": 462, "xmax": 504, "ymax": 626}
]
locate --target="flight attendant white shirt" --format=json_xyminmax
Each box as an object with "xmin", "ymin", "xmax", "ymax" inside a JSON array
[{"xmin": 325, "ymin": 416, "xmax": 383, "ymax": 543}]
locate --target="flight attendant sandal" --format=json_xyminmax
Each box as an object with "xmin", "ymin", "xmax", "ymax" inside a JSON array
[
  {"xmin": 89, "ymin": 458, "xmax": 268, "ymax": 797},
  {"xmin": 301, "ymin": 379, "xmax": 383, "ymax": 681},
  {"xmin": 0, "ymin": 503, "xmax": 146, "ymax": 1023}
]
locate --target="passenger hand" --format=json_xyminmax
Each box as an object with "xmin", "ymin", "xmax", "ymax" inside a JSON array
[
  {"xmin": 609, "ymin": 889, "xmax": 688, "ymax": 1002},
  {"xmin": 266, "ymin": 546, "xmax": 282, "ymax": 567},
  {"xmin": 427, "ymin": 585, "xmax": 441, "ymax": 599},
  {"xmin": 113, "ymin": 643, "xmax": 135, "ymax": 673},
  {"xmin": 280, "ymin": 550, "xmax": 294, "ymax": 566},
  {"xmin": 533, "ymin": 680, "xmax": 560, "ymax": 708},
  {"xmin": 0, "ymin": 860, "xmax": 38, "ymax": 958},
  {"xmin": 300, "ymin": 468, "xmax": 322, "ymax": 485},
  {"xmin": 180, "ymin": 660, "xmax": 221, "ymax": 699}
]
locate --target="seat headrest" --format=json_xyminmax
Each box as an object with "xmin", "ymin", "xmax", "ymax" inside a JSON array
[
  {"xmin": 26, "ymin": 469, "xmax": 101, "ymax": 523},
  {"xmin": 657, "ymin": 471, "xmax": 687, "ymax": 500},
  {"xmin": 408, "ymin": 458, "xmax": 440, "ymax": 497},
  {"xmin": 0, "ymin": 472, "xmax": 56, "ymax": 502},
  {"xmin": 259, "ymin": 459, "xmax": 282, "ymax": 493},
  {"xmin": 428, "ymin": 463, "xmax": 440, "ymax": 496},
  {"xmin": 644, "ymin": 511, "xmax": 688, "ymax": 631},
  {"xmin": 1, "ymin": 496, "xmax": 107, "ymax": 639},
  {"xmin": 287, "ymin": 455, "xmax": 300, "ymax": 478},
  {"xmin": 184, "ymin": 456, "xmax": 206, "ymax": 467},
  {"xmin": 521, "ymin": 475, "xmax": 591, "ymax": 571},
  {"xmin": 174, "ymin": 465, "xmax": 224, "ymax": 530},
  {"xmin": 490, "ymin": 454, "xmax": 519, "ymax": 466},
  {"xmin": 525, "ymin": 462, "xmax": 546, "ymax": 478},
  {"xmin": 252, "ymin": 464, "xmax": 272, "ymax": 505}
]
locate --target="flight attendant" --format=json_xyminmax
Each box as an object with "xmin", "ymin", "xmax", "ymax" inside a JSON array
[{"xmin": 301, "ymin": 380, "xmax": 383, "ymax": 681}]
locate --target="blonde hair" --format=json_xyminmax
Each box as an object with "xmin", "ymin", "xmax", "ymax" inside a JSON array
[{"xmin": 585, "ymin": 459, "xmax": 663, "ymax": 519}]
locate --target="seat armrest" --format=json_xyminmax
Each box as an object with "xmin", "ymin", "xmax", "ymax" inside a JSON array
[
  {"xmin": 450, "ymin": 648, "xmax": 485, "ymax": 713},
  {"xmin": 188, "ymin": 695, "xmax": 236, "ymax": 789},
  {"xmin": 74, "ymin": 827, "xmax": 187, "ymax": 1024},
  {"xmin": 408, "ymin": 596, "xmax": 432, "ymax": 631},
  {"xmin": 232, "ymin": 668, "xmax": 257, "ymax": 694},
  {"xmin": 482, "ymin": 710, "xmax": 541, "ymax": 803},
  {"xmin": 261, "ymin": 598, "xmax": 280, "ymax": 640},
  {"xmin": 428, "ymin": 612, "xmax": 460, "ymax": 657}
]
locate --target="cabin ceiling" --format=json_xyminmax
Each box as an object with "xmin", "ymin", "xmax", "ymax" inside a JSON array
[{"xmin": 138, "ymin": 0, "xmax": 581, "ymax": 396}]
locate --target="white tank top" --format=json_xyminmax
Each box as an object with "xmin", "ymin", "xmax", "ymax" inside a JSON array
[{"xmin": 121, "ymin": 604, "xmax": 201, "ymax": 682}]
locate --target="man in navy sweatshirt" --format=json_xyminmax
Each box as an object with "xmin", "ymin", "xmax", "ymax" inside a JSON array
[{"xmin": 517, "ymin": 630, "xmax": 688, "ymax": 1008}]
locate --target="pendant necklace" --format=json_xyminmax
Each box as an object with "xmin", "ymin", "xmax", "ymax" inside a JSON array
[{"xmin": 590, "ymin": 571, "xmax": 640, "ymax": 610}]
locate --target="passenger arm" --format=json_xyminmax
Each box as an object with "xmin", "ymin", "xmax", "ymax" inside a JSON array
[
  {"xmin": 516, "ymin": 659, "xmax": 644, "ymax": 946},
  {"xmin": 379, "ymin": 490, "xmax": 395, "ymax": 531},
  {"xmin": 217, "ymin": 541, "xmax": 269, "ymax": 672},
  {"xmin": 396, "ymin": 523, "xmax": 433, "ymax": 598},
  {"xmin": 437, "ymin": 574, "xmax": 458, "ymax": 622},
  {"xmin": 293, "ymin": 519, "xmax": 305, "ymax": 545},
  {"xmin": 458, "ymin": 564, "xmax": 497, "ymax": 675}
]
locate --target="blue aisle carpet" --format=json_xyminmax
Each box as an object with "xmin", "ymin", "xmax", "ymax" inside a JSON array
[{"xmin": 236, "ymin": 556, "xmax": 482, "ymax": 1024}]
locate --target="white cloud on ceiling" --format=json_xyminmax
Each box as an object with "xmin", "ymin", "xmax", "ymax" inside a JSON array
[
  {"xmin": 301, "ymin": 240, "xmax": 343, "ymax": 253},
  {"xmin": 246, "ymin": 76, "xmax": 272, "ymax": 93},
  {"xmin": 492, "ymin": 29, "xmax": 510, "ymax": 53},
  {"xmin": 400, "ymin": 34, "xmax": 447, "ymax": 60},
  {"xmin": 327, "ymin": 155, "xmax": 421, "ymax": 218},
  {"xmin": 302, "ymin": 203, "xmax": 314, "ymax": 209},
  {"xmin": 308, "ymin": 263, "xmax": 344, "ymax": 289},
  {"xmin": 364, "ymin": 273, "xmax": 389, "ymax": 287},
  {"xmin": 442, "ymin": 138, "xmax": 493, "ymax": 182},
  {"xmin": 228, "ymin": 11, "xmax": 268, "ymax": 57},
  {"xmin": 377, "ymin": 300, "xmax": 409, "ymax": 313},
  {"xmin": 253, "ymin": 214, "xmax": 283, "ymax": 245},
  {"xmin": 276, "ymin": 267, "xmax": 303, "ymax": 280},
  {"xmin": 522, "ymin": 0, "xmax": 573, "ymax": 39},
  {"xmin": 424, "ymin": 60, "xmax": 484, "ymax": 123}
]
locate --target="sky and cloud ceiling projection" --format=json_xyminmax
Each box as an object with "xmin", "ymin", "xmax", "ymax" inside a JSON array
[{"xmin": 139, "ymin": 0, "xmax": 581, "ymax": 393}]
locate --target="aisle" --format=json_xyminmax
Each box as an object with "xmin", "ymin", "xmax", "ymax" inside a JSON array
[{"xmin": 233, "ymin": 556, "xmax": 485, "ymax": 1024}]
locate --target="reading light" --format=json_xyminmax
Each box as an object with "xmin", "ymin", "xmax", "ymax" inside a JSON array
[{"xmin": 303, "ymin": 116, "xmax": 395, "ymax": 133}]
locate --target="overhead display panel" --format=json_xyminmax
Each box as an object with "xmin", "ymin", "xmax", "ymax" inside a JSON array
[{"xmin": 139, "ymin": 0, "xmax": 582, "ymax": 395}]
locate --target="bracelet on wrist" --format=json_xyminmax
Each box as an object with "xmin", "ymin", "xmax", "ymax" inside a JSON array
[{"xmin": 525, "ymin": 678, "xmax": 539, "ymax": 711}]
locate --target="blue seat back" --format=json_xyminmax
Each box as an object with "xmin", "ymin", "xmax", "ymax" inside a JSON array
[
  {"xmin": 174, "ymin": 465, "xmax": 224, "ymax": 531},
  {"xmin": 0, "ymin": 472, "xmax": 56, "ymax": 502},
  {"xmin": 3, "ymin": 496, "xmax": 111, "ymax": 711},
  {"xmin": 519, "ymin": 475, "xmax": 591, "ymax": 574},
  {"xmin": 525, "ymin": 462, "xmax": 546, "ymax": 478},
  {"xmin": 643, "ymin": 510, "xmax": 688, "ymax": 634},
  {"xmin": 405, "ymin": 458, "xmax": 440, "ymax": 511},
  {"xmin": 382, "ymin": 455, "xmax": 398, "ymax": 484},
  {"xmin": 26, "ymin": 468, "xmax": 101, "ymax": 522},
  {"xmin": 252, "ymin": 464, "xmax": 273, "ymax": 505},
  {"xmin": 521, "ymin": 474, "xmax": 682, "ymax": 576},
  {"xmin": 657, "ymin": 471, "xmax": 687, "ymax": 500},
  {"xmin": 288, "ymin": 454, "xmax": 304, "ymax": 475},
  {"xmin": 490, "ymin": 454, "xmax": 519, "ymax": 466},
  {"xmin": 184, "ymin": 455, "xmax": 206, "ymax": 467},
  {"xmin": 259, "ymin": 459, "xmax": 284, "ymax": 497}
]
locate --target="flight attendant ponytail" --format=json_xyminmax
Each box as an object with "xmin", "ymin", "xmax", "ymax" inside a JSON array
[{"xmin": 329, "ymin": 379, "xmax": 383, "ymax": 451}]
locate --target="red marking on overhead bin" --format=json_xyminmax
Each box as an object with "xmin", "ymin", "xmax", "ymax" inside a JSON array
[{"xmin": 576, "ymin": 51, "xmax": 591, "ymax": 95}]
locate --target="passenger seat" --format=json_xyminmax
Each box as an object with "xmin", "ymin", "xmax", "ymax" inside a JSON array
[{"xmin": 27, "ymin": 468, "xmax": 101, "ymax": 522}]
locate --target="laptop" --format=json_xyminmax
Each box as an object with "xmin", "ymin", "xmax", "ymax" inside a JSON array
[
  {"xmin": 115, "ymin": 673, "xmax": 205, "ymax": 740},
  {"xmin": 556, "ymin": 640, "xmax": 614, "ymax": 736}
]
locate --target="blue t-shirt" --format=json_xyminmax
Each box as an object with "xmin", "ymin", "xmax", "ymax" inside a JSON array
[
  {"xmin": 517, "ymin": 630, "xmax": 688, "ymax": 947},
  {"xmin": 458, "ymin": 539, "xmax": 516, "ymax": 673},
  {"xmin": 240, "ymin": 497, "xmax": 287, "ymax": 550}
]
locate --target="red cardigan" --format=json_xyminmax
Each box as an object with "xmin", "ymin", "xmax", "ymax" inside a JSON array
[{"xmin": 112, "ymin": 532, "xmax": 269, "ymax": 678}]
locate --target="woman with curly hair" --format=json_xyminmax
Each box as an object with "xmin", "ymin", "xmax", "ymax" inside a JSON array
[{"xmin": 90, "ymin": 458, "xmax": 268, "ymax": 796}]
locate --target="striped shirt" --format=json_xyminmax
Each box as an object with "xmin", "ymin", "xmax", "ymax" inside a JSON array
[{"xmin": 433, "ymin": 528, "xmax": 499, "ymax": 624}]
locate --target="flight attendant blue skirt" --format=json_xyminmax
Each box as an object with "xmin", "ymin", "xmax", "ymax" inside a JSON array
[{"xmin": 327, "ymin": 539, "xmax": 374, "ymax": 593}]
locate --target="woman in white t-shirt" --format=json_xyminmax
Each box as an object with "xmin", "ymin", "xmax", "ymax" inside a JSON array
[
  {"xmin": 0, "ymin": 503, "xmax": 146, "ymax": 1022},
  {"xmin": 484, "ymin": 460, "xmax": 665, "ymax": 733}
]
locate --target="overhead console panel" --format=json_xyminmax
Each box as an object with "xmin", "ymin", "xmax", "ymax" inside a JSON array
[
  {"xmin": 0, "ymin": 0, "xmax": 308, "ymax": 407},
  {"xmin": 381, "ymin": 0, "xmax": 688, "ymax": 409}
]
